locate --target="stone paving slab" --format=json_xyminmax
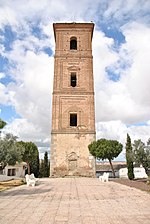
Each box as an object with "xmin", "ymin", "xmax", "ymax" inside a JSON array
[{"xmin": 0, "ymin": 178, "xmax": 150, "ymax": 224}]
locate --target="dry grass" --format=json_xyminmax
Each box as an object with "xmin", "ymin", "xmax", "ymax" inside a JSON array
[{"xmin": 0, "ymin": 179, "xmax": 24, "ymax": 192}]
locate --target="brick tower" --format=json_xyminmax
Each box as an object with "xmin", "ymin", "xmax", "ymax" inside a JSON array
[{"xmin": 50, "ymin": 23, "xmax": 96, "ymax": 177}]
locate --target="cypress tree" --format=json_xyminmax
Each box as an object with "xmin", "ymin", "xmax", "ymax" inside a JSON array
[
  {"xmin": 39, "ymin": 152, "xmax": 49, "ymax": 177},
  {"xmin": 43, "ymin": 151, "xmax": 49, "ymax": 177},
  {"xmin": 126, "ymin": 134, "xmax": 134, "ymax": 180}
]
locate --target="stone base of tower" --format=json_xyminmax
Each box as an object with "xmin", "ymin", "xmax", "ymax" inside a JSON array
[{"xmin": 50, "ymin": 132, "xmax": 96, "ymax": 177}]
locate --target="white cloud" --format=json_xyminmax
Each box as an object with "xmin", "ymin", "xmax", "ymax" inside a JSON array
[
  {"xmin": 0, "ymin": 0, "xmax": 149, "ymax": 31},
  {"xmin": 121, "ymin": 22, "xmax": 150, "ymax": 106},
  {"xmin": 148, "ymin": 120, "xmax": 150, "ymax": 125},
  {"xmin": 0, "ymin": 0, "xmax": 96, "ymax": 30},
  {"xmin": 103, "ymin": 0, "xmax": 150, "ymax": 25},
  {"xmin": 0, "ymin": 25, "xmax": 54, "ymax": 145},
  {"xmin": 97, "ymin": 120, "xmax": 150, "ymax": 144},
  {"xmin": 0, "ymin": 72, "xmax": 5, "ymax": 79},
  {"xmin": 0, "ymin": 4, "xmax": 18, "ymax": 29},
  {"xmin": 96, "ymin": 120, "xmax": 150, "ymax": 161},
  {"xmin": 6, "ymin": 50, "xmax": 54, "ymax": 134},
  {"xmin": 93, "ymin": 30, "xmax": 118, "ymax": 86},
  {"xmin": 96, "ymin": 120, "xmax": 127, "ymax": 142},
  {"xmin": 3, "ymin": 118, "xmax": 50, "ymax": 147},
  {"xmin": 3, "ymin": 118, "xmax": 50, "ymax": 159},
  {"xmin": 0, "ymin": 83, "xmax": 9, "ymax": 104},
  {"xmin": 93, "ymin": 21, "xmax": 150, "ymax": 124}
]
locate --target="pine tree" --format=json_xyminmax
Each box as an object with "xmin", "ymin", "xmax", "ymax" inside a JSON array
[
  {"xmin": 88, "ymin": 138, "xmax": 123, "ymax": 177},
  {"xmin": 126, "ymin": 134, "xmax": 134, "ymax": 180}
]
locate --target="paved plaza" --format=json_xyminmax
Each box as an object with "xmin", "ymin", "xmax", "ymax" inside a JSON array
[{"xmin": 0, "ymin": 178, "xmax": 150, "ymax": 224}]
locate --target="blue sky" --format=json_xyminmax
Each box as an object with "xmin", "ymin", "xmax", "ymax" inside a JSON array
[{"xmin": 0, "ymin": 0, "xmax": 150, "ymax": 160}]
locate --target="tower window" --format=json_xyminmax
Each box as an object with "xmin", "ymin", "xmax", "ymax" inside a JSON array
[
  {"xmin": 70, "ymin": 114, "xmax": 77, "ymax": 126},
  {"xmin": 71, "ymin": 73, "xmax": 76, "ymax": 87},
  {"xmin": 70, "ymin": 37, "xmax": 77, "ymax": 50}
]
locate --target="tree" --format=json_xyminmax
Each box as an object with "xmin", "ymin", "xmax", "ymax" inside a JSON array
[
  {"xmin": 39, "ymin": 152, "xmax": 50, "ymax": 177},
  {"xmin": 0, "ymin": 133, "xmax": 23, "ymax": 171},
  {"xmin": 88, "ymin": 138, "xmax": 123, "ymax": 177},
  {"xmin": 30, "ymin": 154, "xmax": 40, "ymax": 178},
  {"xmin": 39, "ymin": 159, "xmax": 45, "ymax": 177},
  {"xmin": 43, "ymin": 151, "xmax": 49, "ymax": 177},
  {"xmin": 125, "ymin": 134, "xmax": 134, "ymax": 180},
  {"xmin": 132, "ymin": 139, "xmax": 150, "ymax": 176},
  {"xmin": 18, "ymin": 141, "xmax": 39, "ymax": 175},
  {"xmin": 0, "ymin": 118, "xmax": 6, "ymax": 130}
]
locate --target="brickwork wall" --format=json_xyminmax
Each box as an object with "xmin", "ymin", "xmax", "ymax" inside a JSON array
[{"xmin": 50, "ymin": 23, "xmax": 96, "ymax": 177}]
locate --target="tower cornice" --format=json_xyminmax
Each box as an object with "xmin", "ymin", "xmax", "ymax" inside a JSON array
[{"xmin": 53, "ymin": 22, "xmax": 94, "ymax": 41}]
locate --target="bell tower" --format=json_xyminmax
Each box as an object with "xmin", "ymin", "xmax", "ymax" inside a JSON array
[{"xmin": 50, "ymin": 23, "xmax": 96, "ymax": 177}]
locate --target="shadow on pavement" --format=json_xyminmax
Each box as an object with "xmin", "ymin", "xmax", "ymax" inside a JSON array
[{"xmin": 0, "ymin": 180, "xmax": 53, "ymax": 196}]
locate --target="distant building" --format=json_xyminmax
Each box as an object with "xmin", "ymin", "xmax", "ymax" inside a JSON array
[
  {"xmin": 119, "ymin": 167, "xmax": 148, "ymax": 179},
  {"xmin": 2, "ymin": 162, "xmax": 27, "ymax": 178},
  {"xmin": 96, "ymin": 161, "xmax": 126, "ymax": 178},
  {"xmin": 96, "ymin": 161, "xmax": 148, "ymax": 179}
]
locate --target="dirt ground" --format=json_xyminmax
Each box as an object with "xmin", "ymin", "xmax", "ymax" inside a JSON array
[
  {"xmin": 112, "ymin": 178, "xmax": 150, "ymax": 192},
  {"xmin": 0, "ymin": 179, "xmax": 24, "ymax": 191}
]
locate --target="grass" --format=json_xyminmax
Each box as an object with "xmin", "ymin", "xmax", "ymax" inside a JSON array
[{"xmin": 0, "ymin": 179, "xmax": 25, "ymax": 192}]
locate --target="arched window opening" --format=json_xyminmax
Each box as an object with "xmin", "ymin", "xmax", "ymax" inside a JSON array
[
  {"xmin": 70, "ymin": 37, "xmax": 77, "ymax": 50},
  {"xmin": 70, "ymin": 113, "xmax": 77, "ymax": 126},
  {"xmin": 71, "ymin": 73, "xmax": 77, "ymax": 87}
]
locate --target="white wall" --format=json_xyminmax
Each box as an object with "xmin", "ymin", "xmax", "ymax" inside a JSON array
[
  {"xmin": 4, "ymin": 163, "xmax": 26, "ymax": 178},
  {"xmin": 119, "ymin": 167, "xmax": 148, "ymax": 179}
]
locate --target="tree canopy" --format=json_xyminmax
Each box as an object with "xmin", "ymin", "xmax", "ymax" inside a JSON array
[
  {"xmin": 88, "ymin": 138, "xmax": 123, "ymax": 177},
  {"xmin": 0, "ymin": 119, "xmax": 6, "ymax": 130},
  {"xmin": 17, "ymin": 141, "xmax": 39, "ymax": 175},
  {"xmin": 132, "ymin": 139, "xmax": 150, "ymax": 175},
  {"xmin": 0, "ymin": 133, "xmax": 24, "ymax": 170},
  {"xmin": 0, "ymin": 120, "xmax": 39, "ymax": 176},
  {"xmin": 30, "ymin": 154, "xmax": 40, "ymax": 178}
]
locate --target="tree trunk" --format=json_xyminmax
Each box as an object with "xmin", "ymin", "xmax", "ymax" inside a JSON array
[
  {"xmin": 144, "ymin": 166, "xmax": 149, "ymax": 176},
  {"xmin": 27, "ymin": 162, "xmax": 30, "ymax": 175},
  {"xmin": 109, "ymin": 159, "xmax": 116, "ymax": 178}
]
